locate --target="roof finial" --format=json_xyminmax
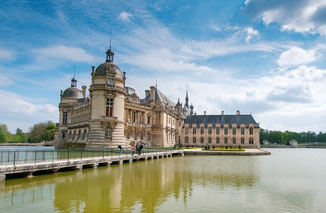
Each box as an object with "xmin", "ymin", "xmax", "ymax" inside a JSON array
[
  {"xmin": 106, "ymin": 32, "xmax": 114, "ymax": 62},
  {"xmin": 71, "ymin": 65, "xmax": 77, "ymax": 87},
  {"xmin": 109, "ymin": 30, "xmax": 112, "ymax": 50},
  {"xmin": 73, "ymin": 64, "xmax": 76, "ymax": 78}
]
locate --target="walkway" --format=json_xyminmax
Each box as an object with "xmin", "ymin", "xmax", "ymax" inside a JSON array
[{"xmin": 0, "ymin": 150, "xmax": 183, "ymax": 181}]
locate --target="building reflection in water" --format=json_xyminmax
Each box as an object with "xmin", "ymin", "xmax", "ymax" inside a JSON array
[{"xmin": 0, "ymin": 156, "xmax": 259, "ymax": 212}]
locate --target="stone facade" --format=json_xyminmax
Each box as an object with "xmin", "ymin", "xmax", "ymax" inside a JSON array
[
  {"xmin": 180, "ymin": 111, "xmax": 260, "ymax": 148},
  {"xmin": 55, "ymin": 47, "xmax": 188, "ymax": 148},
  {"xmin": 55, "ymin": 47, "xmax": 260, "ymax": 149}
]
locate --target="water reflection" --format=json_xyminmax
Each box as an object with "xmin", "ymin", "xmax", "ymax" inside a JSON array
[{"xmin": 0, "ymin": 156, "xmax": 258, "ymax": 212}]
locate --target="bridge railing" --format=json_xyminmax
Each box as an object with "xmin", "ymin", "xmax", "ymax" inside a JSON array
[{"xmin": 0, "ymin": 147, "xmax": 174, "ymax": 166}]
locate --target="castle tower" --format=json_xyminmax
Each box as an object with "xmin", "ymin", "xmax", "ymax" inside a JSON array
[
  {"xmin": 190, "ymin": 103, "xmax": 194, "ymax": 115},
  {"xmin": 87, "ymin": 46, "xmax": 127, "ymax": 148}
]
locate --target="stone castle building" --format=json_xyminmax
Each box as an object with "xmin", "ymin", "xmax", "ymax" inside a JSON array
[{"xmin": 55, "ymin": 47, "xmax": 260, "ymax": 148}]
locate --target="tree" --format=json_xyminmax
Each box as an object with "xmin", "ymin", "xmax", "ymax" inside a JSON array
[
  {"xmin": 14, "ymin": 128, "xmax": 28, "ymax": 143},
  {"xmin": 28, "ymin": 121, "xmax": 57, "ymax": 142},
  {"xmin": 0, "ymin": 124, "xmax": 9, "ymax": 143}
]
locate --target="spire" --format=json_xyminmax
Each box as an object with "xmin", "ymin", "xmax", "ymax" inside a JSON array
[
  {"xmin": 185, "ymin": 90, "xmax": 189, "ymax": 109},
  {"xmin": 106, "ymin": 34, "xmax": 114, "ymax": 62}
]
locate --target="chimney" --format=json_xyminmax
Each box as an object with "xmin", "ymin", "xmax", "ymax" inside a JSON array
[
  {"xmin": 221, "ymin": 111, "xmax": 224, "ymax": 115},
  {"xmin": 204, "ymin": 111, "xmax": 206, "ymax": 115},
  {"xmin": 236, "ymin": 110, "xmax": 240, "ymax": 115},
  {"xmin": 82, "ymin": 86, "xmax": 87, "ymax": 98},
  {"xmin": 145, "ymin": 90, "xmax": 150, "ymax": 97},
  {"xmin": 150, "ymin": 86, "xmax": 156, "ymax": 102},
  {"xmin": 123, "ymin": 72, "xmax": 126, "ymax": 82},
  {"xmin": 194, "ymin": 111, "xmax": 197, "ymax": 115},
  {"xmin": 91, "ymin": 66, "xmax": 95, "ymax": 76}
]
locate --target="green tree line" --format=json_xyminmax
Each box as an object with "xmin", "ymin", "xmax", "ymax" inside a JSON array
[
  {"xmin": 260, "ymin": 129, "xmax": 326, "ymax": 144},
  {"xmin": 0, "ymin": 121, "xmax": 57, "ymax": 143}
]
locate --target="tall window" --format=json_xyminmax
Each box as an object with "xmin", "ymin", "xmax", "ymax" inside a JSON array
[
  {"xmin": 241, "ymin": 138, "xmax": 244, "ymax": 144},
  {"xmin": 185, "ymin": 128, "xmax": 189, "ymax": 134},
  {"xmin": 249, "ymin": 138, "xmax": 254, "ymax": 144},
  {"xmin": 106, "ymin": 98, "xmax": 114, "ymax": 117},
  {"xmin": 241, "ymin": 127, "xmax": 245, "ymax": 135},
  {"xmin": 106, "ymin": 127, "xmax": 112, "ymax": 139},
  {"xmin": 232, "ymin": 127, "xmax": 236, "ymax": 135},
  {"xmin": 249, "ymin": 127, "xmax": 253, "ymax": 135},
  {"xmin": 132, "ymin": 111, "xmax": 136, "ymax": 123},
  {"xmin": 193, "ymin": 137, "xmax": 196, "ymax": 143},
  {"xmin": 208, "ymin": 127, "xmax": 212, "ymax": 134},
  {"xmin": 200, "ymin": 137, "xmax": 204, "ymax": 143},
  {"xmin": 216, "ymin": 127, "xmax": 220, "ymax": 134},
  {"xmin": 185, "ymin": 136, "xmax": 189, "ymax": 143},
  {"xmin": 193, "ymin": 127, "xmax": 196, "ymax": 134},
  {"xmin": 200, "ymin": 127, "xmax": 204, "ymax": 134},
  {"xmin": 216, "ymin": 138, "xmax": 220, "ymax": 144},
  {"xmin": 224, "ymin": 127, "xmax": 228, "ymax": 135},
  {"xmin": 233, "ymin": 138, "xmax": 236, "ymax": 144},
  {"xmin": 147, "ymin": 115, "xmax": 151, "ymax": 124},
  {"xmin": 224, "ymin": 138, "xmax": 228, "ymax": 144},
  {"xmin": 156, "ymin": 112, "xmax": 161, "ymax": 125},
  {"xmin": 208, "ymin": 137, "xmax": 212, "ymax": 143},
  {"xmin": 63, "ymin": 112, "xmax": 67, "ymax": 125}
]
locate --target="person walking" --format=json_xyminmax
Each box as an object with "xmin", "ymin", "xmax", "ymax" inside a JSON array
[
  {"xmin": 136, "ymin": 143, "xmax": 140, "ymax": 155},
  {"xmin": 118, "ymin": 145, "xmax": 122, "ymax": 155},
  {"xmin": 139, "ymin": 143, "xmax": 144, "ymax": 155},
  {"xmin": 132, "ymin": 145, "xmax": 136, "ymax": 156}
]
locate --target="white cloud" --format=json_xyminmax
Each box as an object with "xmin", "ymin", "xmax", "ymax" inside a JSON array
[
  {"xmin": 118, "ymin": 11, "xmax": 133, "ymax": 22},
  {"xmin": 245, "ymin": 27, "xmax": 259, "ymax": 42},
  {"xmin": 126, "ymin": 64, "xmax": 326, "ymax": 132},
  {"xmin": 0, "ymin": 47, "xmax": 14, "ymax": 61},
  {"xmin": 0, "ymin": 74, "xmax": 13, "ymax": 86},
  {"xmin": 277, "ymin": 47, "xmax": 317, "ymax": 67},
  {"xmin": 33, "ymin": 45, "xmax": 95, "ymax": 63},
  {"xmin": 0, "ymin": 89, "xmax": 58, "ymax": 132},
  {"xmin": 245, "ymin": 0, "xmax": 326, "ymax": 34}
]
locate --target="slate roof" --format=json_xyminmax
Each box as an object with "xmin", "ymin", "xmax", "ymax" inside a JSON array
[
  {"xmin": 94, "ymin": 61, "xmax": 122, "ymax": 79},
  {"xmin": 143, "ymin": 88, "xmax": 176, "ymax": 110},
  {"xmin": 62, "ymin": 87, "xmax": 84, "ymax": 99},
  {"xmin": 184, "ymin": 114, "xmax": 259, "ymax": 128}
]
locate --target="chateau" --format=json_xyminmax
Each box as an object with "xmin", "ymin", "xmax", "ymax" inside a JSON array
[{"xmin": 55, "ymin": 47, "xmax": 260, "ymax": 148}]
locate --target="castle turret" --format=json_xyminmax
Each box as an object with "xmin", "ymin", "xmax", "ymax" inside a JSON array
[{"xmin": 87, "ymin": 46, "xmax": 126, "ymax": 148}]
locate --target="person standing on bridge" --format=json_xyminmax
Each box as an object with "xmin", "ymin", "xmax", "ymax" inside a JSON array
[
  {"xmin": 139, "ymin": 143, "xmax": 144, "ymax": 155},
  {"xmin": 132, "ymin": 145, "xmax": 136, "ymax": 156},
  {"xmin": 118, "ymin": 145, "xmax": 123, "ymax": 155}
]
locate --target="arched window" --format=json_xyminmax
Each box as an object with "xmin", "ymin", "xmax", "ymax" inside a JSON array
[
  {"xmin": 106, "ymin": 98, "xmax": 114, "ymax": 117},
  {"xmin": 106, "ymin": 126, "xmax": 112, "ymax": 139},
  {"xmin": 78, "ymin": 130, "xmax": 81, "ymax": 140},
  {"xmin": 83, "ymin": 129, "xmax": 87, "ymax": 140}
]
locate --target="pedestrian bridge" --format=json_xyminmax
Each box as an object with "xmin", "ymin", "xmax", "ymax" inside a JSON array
[{"xmin": 0, "ymin": 148, "xmax": 184, "ymax": 181}]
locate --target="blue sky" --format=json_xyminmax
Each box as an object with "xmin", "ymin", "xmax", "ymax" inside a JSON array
[{"xmin": 2, "ymin": 0, "xmax": 326, "ymax": 132}]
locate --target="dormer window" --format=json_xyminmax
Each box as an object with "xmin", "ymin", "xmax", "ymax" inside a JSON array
[{"xmin": 107, "ymin": 75, "xmax": 114, "ymax": 87}]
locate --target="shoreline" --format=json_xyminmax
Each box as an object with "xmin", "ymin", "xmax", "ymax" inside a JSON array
[
  {"xmin": 183, "ymin": 148, "xmax": 271, "ymax": 156},
  {"xmin": 0, "ymin": 143, "xmax": 53, "ymax": 147}
]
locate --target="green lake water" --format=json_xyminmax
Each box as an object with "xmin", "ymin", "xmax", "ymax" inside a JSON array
[{"xmin": 0, "ymin": 148, "xmax": 325, "ymax": 212}]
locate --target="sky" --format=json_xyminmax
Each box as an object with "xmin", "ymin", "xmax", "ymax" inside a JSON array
[{"xmin": 2, "ymin": 0, "xmax": 326, "ymax": 133}]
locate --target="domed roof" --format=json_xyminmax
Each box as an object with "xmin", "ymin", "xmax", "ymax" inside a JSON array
[
  {"xmin": 94, "ymin": 61, "xmax": 122, "ymax": 79},
  {"xmin": 62, "ymin": 87, "xmax": 84, "ymax": 99}
]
